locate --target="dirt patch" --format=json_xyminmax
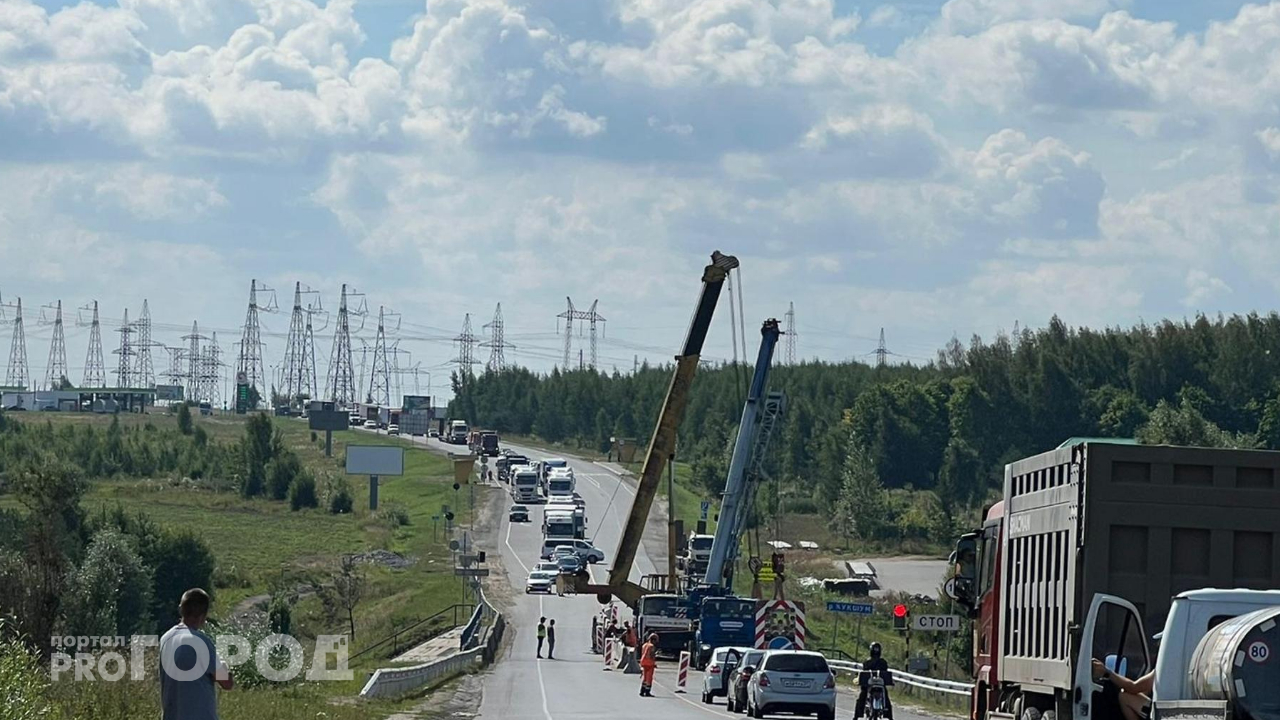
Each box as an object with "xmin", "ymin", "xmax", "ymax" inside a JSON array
[{"xmin": 353, "ymin": 549, "xmax": 417, "ymax": 569}]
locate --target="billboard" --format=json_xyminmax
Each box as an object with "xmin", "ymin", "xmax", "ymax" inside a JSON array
[
  {"xmin": 402, "ymin": 395, "xmax": 431, "ymax": 412},
  {"xmin": 155, "ymin": 384, "xmax": 185, "ymax": 402},
  {"xmin": 346, "ymin": 446, "xmax": 404, "ymax": 476}
]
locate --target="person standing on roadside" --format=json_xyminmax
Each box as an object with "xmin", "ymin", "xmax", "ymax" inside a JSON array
[
  {"xmin": 547, "ymin": 619, "xmax": 557, "ymax": 659},
  {"xmin": 160, "ymin": 588, "xmax": 232, "ymax": 720},
  {"xmin": 639, "ymin": 633, "xmax": 658, "ymax": 697},
  {"xmin": 536, "ymin": 617, "xmax": 547, "ymax": 658}
]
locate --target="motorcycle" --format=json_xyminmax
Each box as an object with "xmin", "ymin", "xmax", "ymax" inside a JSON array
[{"xmin": 857, "ymin": 670, "xmax": 892, "ymax": 720}]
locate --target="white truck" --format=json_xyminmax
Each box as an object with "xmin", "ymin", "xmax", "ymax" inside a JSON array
[
  {"xmin": 546, "ymin": 499, "xmax": 586, "ymax": 538},
  {"xmin": 547, "ymin": 469, "xmax": 576, "ymax": 498},
  {"xmin": 512, "ymin": 467, "xmax": 540, "ymax": 503},
  {"xmin": 543, "ymin": 509, "xmax": 578, "ymax": 541}
]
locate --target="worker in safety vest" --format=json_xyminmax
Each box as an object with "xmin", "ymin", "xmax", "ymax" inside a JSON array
[
  {"xmin": 639, "ymin": 633, "xmax": 658, "ymax": 697},
  {"xmin": 623, "ymin": 623, "xmax": 637, "ymax": 649}
]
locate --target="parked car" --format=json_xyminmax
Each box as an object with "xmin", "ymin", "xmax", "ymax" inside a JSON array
[
  {"xmin": 702, "ymin": 646, "xmax": 749, "ymax": 704},
  {"xmin": 726, "ymin": 649, "xmax": 765, "ymax": 713},
  {"xmin": 509, "ymin": 505, "xmax": 529, "ymax": 522},
  {"xmin": 540, "ymin": 538, "xmax": 605, "ymax": 563},
  {"xmin": 746, "ymin": 650, "xmax": 835, "ymax": 720},
  {"xmin": 428, "ymin": 429, "xmax": 439, "ymax": 438},
  {"xmin": 387, "ymin": 424, "xmax": 400, "ymax": 436},
  {"xmin": 526, "ymin": 570, "xmax": 557, "ymax": 594},
  {"xmin": 363, "ymin": 419, "xmax": 377, "ymax": 429}
]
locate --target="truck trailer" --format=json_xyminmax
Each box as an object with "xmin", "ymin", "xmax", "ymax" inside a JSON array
[{"xmin": 949, "ymin": 442, "xmax": 1280, "ymax": 720}]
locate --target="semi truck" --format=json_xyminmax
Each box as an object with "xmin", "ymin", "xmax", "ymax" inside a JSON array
[
  {"xmin": 512, "ymin": 467, "xmax": 540, "ymax": 503},
  {"xmin": 401, "ymin": 410, "xmax": 431, "ymax": 437},
  {"xmin": 547, "ymin": 470, "xmax": 575, "ymax": 498},
  {"xmin": 948, "ymin": 441, "xmax": 1280, "ymax": 720},
  {"xmin": 447, "ymin": 419, "xmax": 468, "ymax": 445}
]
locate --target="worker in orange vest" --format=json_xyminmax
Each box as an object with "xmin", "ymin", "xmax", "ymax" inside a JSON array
[{"xmin": 639, "ymin": 633, "xmax": 658, "ymax": 697}]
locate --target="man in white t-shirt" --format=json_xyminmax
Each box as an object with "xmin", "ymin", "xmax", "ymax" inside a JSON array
[{"xmin": 159, "ymin": 588, "xmax": 232, "ymax": 720}]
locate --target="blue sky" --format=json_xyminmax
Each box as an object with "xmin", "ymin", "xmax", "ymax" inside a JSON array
[{"xmin": 3, "ymin": 0, "xmax": 1280, "ymax": 399}]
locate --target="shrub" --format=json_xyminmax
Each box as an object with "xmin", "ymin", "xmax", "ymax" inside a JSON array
[
  {"xmin": 267, "ymin": 594, "xmax": 292, "ymax": 635},
  {"xmin": 176, "ymin": 403, "xmax": 193, "ymax": 435},
  {"xmin": 0, "ymin": 629, "xmax": 51, "ymax": 720},
  {"xmin": 374, "ymin": 504, "xmax": 409, "ymax": 527},
  {"xmin": 289, "ymin": 473, "xmax": 318, "ymax": 510},
  {"xmin": 148, "ymin": 531, "xmax": 216, "ymax": 632},
  {"xmin": 266, "ymin": 451, "xmax": 302, "ymax": 501},
  {"xmin": 328, "ymin": 478, "xmax": 354, "ymax": 515}
]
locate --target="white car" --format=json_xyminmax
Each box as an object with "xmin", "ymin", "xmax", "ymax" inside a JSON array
[
  {"xmin": 363, "ymin": 419, "xmax": 377, "ymax": 429},
  {"xmin": 746, "ymin": 650, "xmax": 836, "ymax": 720},
  {"xmin": 702, "ymin": 646, "xmax": 750, "ymax": 704},
  {"xmin": 540, "ymin": 538, "xmax": 606, "ymax": 563},
  {"xmin": 526, "ymin": 570, "xmax": 557, "ymax": 594},
  {"xmin": 534, "ymin": 561, "xmax": 559, "ymax": 573},
  {"xmin": 387, "ymin": 424, "xmax": 399, "ymax": 436}
]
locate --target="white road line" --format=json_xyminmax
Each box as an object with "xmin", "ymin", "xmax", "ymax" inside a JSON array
[
  {"xmin": 651, "ymin": 677, "xmax": 737, "ymax": 719},
  {"xmin": 536, "ymin": 595, "xmax": 553, "ymax": 720},
  {"xmin": 506, "ymin": 518, "xmax": 530, "ymax": 574}
]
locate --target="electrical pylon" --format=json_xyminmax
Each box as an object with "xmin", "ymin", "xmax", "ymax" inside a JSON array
[
  {"xmin": 281, "ymin": 282, "xmax": 314, "ymax": 406},
  {"xmin": 41, "ymin": 300, "xmax": 68, "ymax": 390},
  {"xmin": 481, "ymin": 303, "xmax": 512, "ymax": 372},
  {"xmin": 556, "ymin": 298, "xmax": 605, "ymax": 370},
  {"xmin": 453, "ymin": 314, "xmax": 479, "ymax": 376},
  {"xmin": 114, "ymin": 308, "xmax": 133, "ymax": 387},
  {"xmin": 875, "ymin": 328, "xmax": 889, "ymax": 369},
  {"xmin": 183, "ymin": 322, "xmax": 206, "ymax": 401},
  {"xmin": 163, "ymin": 347, "xmax": 185, "ymax": 388},
  {"xmin": 784, "ymin": 302, "xmax": 797, "ymax": 365},
  {"xmin": 4, "ymin": 297, "xmax": 28, "ymax": 389},
  {"xmin": 302, "ymin": 291, "xmax": 325, "ymax": 406},
  {"xmin": 368, "ymin": 306, "xmax": 391, "ymax": 406},
  {"xmin": 236, "ymin": 279, "xmax": 276, "ymax": 407},
  {"xmin": 80, "ymin": 301, "xmax": 106, "ymax": 388},
  {"xmin": 133, "ymin": 299, "xmax": 156, "ymax": 388},
  {"xmin": 325, "ymin": 284, "xmax": 363, "ymax": 406},
  {"xmin": 202, "ymin": 332, "xmax": 222, "ymax": 406}
]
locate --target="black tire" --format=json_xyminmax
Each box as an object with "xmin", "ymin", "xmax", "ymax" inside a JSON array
[
  {"xmin": 702, "ymin": 691, "xmax": 710, "ymax": 704},
  {"xmin": 727, "ymin": 695, "xmax": 735, "ymax": 713},
  {"xmin": 1042, "ymin": 711, "xmax": 1057, "ymax": 720},
  {"xmin": 1021, "ymin": 707, "xmax": 1043, "ymax": 720},
  {"xmin": 817, "ymin": 709, "xmax": 834, "ymax": 720}
]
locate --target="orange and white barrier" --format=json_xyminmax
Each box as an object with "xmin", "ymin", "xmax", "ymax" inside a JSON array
[
  {"xmin": 603, "ymin": 639, "xmax": 614, "ymax": 670},
  {"xmin": 676, "ymin": 650, "xmax": 690, "ymax": 693}
]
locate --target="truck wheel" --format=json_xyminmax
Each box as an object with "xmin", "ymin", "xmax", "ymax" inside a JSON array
[
  {"xmin": 1041, "ymin": 712, "xmax": 1056, "ymax": 720},
  {"xmin": 1020, "ymin": 707, "xmax": 1042, "ymax": 720}
]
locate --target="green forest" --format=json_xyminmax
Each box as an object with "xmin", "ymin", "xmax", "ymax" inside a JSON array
[{"xmin": 450, "ymin": 313, "xmax": 1280, "ymax": 542}]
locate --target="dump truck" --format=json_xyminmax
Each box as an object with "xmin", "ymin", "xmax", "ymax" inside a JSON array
[{"xmin": 948, "ymin": 442, "xmax": 1280, "ymax": 720}]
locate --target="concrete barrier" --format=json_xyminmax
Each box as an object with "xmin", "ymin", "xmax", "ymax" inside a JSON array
[{"xmin": 360, "ymin": 647, "xmax": 485, "ymax": 699}]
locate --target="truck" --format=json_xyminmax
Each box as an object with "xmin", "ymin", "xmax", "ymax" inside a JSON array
[
  {"xmin": 448, "ymin": 419, "xmax": 468, "ymax": 445},
  {"xmin": 480, "ymin": 431, "xmax": 499, "ymax": 456},
  {"xmin": 401, "ymin": 410, "xmax": 431, "ymax": 437},
  {"xmin": 547, "ymin": 470, "xmax": 575, "ymax": 498},
  {"xmin": 543, "ymin": 509, "xmax": 578, "ymax": 540},
  {"xmin": 637, "ymin": 593, "xmax": 696, "ymax": 656},
  {"xmin": 948, "ymin": 441, "xmax": 1280, "ymax": 720},
  {"xmin": 683, "ymin": 532, "xmax": 714, "ymax": 577},
  {"xmin": 512, "ymin": 467, "xmax": 540, "ymax": 503},
  {"xmin": 546, "ymin": 499, "xmax": 586, "ymax": 538}
]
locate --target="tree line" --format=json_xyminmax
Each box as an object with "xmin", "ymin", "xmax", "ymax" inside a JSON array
[{"xmin": 450, "ymin": 313, "xmax": 1280, "ymax": 541}]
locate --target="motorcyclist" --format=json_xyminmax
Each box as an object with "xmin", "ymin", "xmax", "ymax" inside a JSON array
[{"xmin": 854, "ymin": 642, "xmax": 894, "ymax": 720}]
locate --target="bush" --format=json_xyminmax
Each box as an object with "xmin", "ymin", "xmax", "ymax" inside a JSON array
[
  {"xmin": 62, "ymin": 529, "xmax": 155, "ymax": 637},
  {"xmin": 266, "ymin": 451, "xmax": 302, "ymax": 501},
  {"xmin": 374, "ymin": 504, "xmax": 409, "ymax": 527},
  {"xmin": 328, "ymin": 478, "xmax": 354, "ymax": 514},
  {"xmin": 289, "ymin": 473, "xmax": 318, "ymax": 510},
  {"xmin": 148, "ymin": 531, "xmax": 216, "ymax": 632},
  {"xmin": 176, "ymin": 403, "xmax": 193, "ymax": 435},
  {"xmin": 267, "ymin": 594, "xmax": 292, "ymax": 635},
  {"xmin": 0, "ymin": 630, "xmax": 52, "ymax": 720}
]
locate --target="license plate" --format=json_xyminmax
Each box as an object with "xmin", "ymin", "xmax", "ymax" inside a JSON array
[{"xmin": 782, "ymin": 679, "xmax": 808, "ymax": 688}]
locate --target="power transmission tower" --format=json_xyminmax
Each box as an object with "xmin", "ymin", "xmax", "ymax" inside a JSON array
[
  {"xmin": 368, "ymin": 306, "xmax": 392, "ymax": 407},
  {"xmin": 453, "ymin": 314, "xmax": 479, "ymax": 375},
  {"xmin": 133, "ymin": 299, "xmax": 156, "ymax": 388},
  {"xmin": 303, "ymin": 291, "xmax": 325, "ymax": 405},
  {"xmin": 79, "ymin": 301, "xmax": 106, "ymax": 388},
  {"xmin": 281, "ymin": 282, "xmax": 323, "ymax": 407},
  {"xmin": 115, "ymin": 309, "xmax": 133, "ymax": 387},
  {"xmin": 164, "ymin": 347, "xmax": 185, "ymax": 388},
  {"xmin": 481, "ymin": 303, "xmax": 512, "ymax": 372},
  {"xmin": 556, "ymin": 298, "xmax": 605, "ymax": 369},
  {"xmin": 236, "ymin": 279, "xmax": 277, "ymax": 408},
  {"xmin": 183, "ymin": 322, "xmax": 206, "ymax": 401},
  {"xmin": 325, "ymin": 284, "xmax": 365, "ymax": 406},
  {"xmin": 784, "ymin": 302, "xmax": 797, "ymax": 365},
  {"xmin": 4, "ymin": 297, "xmax": 29, "ymax": 389},
  {"xmin": 202, "ymin": 332, "xmax": 222, "ymax": 406},
  {"xmin": 875, "ymin": 328, "xmax": 889, "ymax": 369},
  {"xmin": 41, "ymin": 300, "xmax": 68, "ymax": 390}
]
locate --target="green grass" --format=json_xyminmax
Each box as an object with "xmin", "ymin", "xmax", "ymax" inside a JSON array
[{"xmin": 12, "ymin": 411, "xmax": 489, "ymax": 717}]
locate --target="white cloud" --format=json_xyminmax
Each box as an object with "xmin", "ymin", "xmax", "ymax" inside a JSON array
[
  {"xmin": 937, "ymin": 0, "xmax": 1132, "ymax": 35},
  {"xmin": 1183, "ymin": 270, "xmax": 1231, "ymax": 308},
  {"xmin": 1258, "ymin": 127, "xmax": 1280, "ymax": 160}
]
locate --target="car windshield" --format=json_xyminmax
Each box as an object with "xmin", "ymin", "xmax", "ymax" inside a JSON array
[
  {"xmin": 531, "ymin": 571, "xmax": 556, "ymax": 579},
  {"xmin": 764, "ymin": 654, "xmax": 829, "ymax": 673},
  {"xmin": 704, "ymin": 599, "xmax": 756, "ymax": 617},
  {"xmin": 510, "ymin": 506, "xmax": 524, "ymax": 512},
  {"xmin": 691, "ymin": 537, "xmax": 714, "ymax": 550},
  {"xmin": 639, "ymin": 595, "xmax": 682, "ymax": 616}
]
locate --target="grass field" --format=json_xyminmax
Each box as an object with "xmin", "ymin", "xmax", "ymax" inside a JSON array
[{"xmin": 12, "ymin": 410, "xmax": 489, "ymax": 718}]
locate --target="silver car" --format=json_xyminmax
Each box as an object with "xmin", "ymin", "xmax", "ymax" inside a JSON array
[{"xmin": 746, "ymin": 650, "xmax": 836, "ymax": 720}]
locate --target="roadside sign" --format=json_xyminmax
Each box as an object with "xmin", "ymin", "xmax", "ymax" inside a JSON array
[
  {"xmin": 458, "ymin": 554, "xmax": 481, "ymax": 566},
  {"xmin": 826, "ymin": 601, "xmax": 873, "ymax": 615},
  {"xmin": 454, "ymin": 567, "xmax": 490, "ymax": 577},
  {"xmin": 700, "ymin": 500, "xmax": 710, "ymax": 520},
  {"xmin": 912, "ymin": 614, "xmax": 962, "ymax": 632}
]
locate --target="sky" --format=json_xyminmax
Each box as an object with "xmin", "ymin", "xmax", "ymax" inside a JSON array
[{"xmin": 3, "ymin": 0, "xmax": 1280, "ymax": 401}]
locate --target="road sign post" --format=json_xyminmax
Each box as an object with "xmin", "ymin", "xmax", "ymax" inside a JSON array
[
  {"xmin": 911, "ymin": 614, "xmax": 962, "ymax": 632},
  {"xmin": 700, "ymin": 500, "xmax": 710, "ymax": 521}
]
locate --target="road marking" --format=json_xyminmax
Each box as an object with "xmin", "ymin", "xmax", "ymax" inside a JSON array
[
  {"xmin": 536, "ymin": 593, "xmax": 553, "ymax": 720},
  {"xmin": 506, "ymin": 517, "xmax": 530, "ymax": 574},
  {"xmin": 651, "ymin": 677, "xmax": 737, "ymax": 718}
]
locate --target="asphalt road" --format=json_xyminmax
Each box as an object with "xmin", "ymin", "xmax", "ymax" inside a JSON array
[{"xmin": 404, "ymin": 433, "xmax": 940, "ymax": 720}]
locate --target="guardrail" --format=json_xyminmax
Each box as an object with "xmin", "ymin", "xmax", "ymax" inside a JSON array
[
  {"xmin": 350, "ymin": 604, "xmax": 472, "ymax": 662},
  {"xmin": 827, "ymin": 660, "xmax": 974, "ymax": 697}
]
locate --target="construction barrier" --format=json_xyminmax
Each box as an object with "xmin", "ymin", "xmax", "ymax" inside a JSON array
[
  {"xmin": 622, "ymin": 647, "xmax": 640, "ymax": 674},
  {"xmin": 604, "ymin": 639, "xmax": 614, "ymax": 670},
  {"xmin": 676, "ymin": 651, "xmax": 690, "ymax": 693}
]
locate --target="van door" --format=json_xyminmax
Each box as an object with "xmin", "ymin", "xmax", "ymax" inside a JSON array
[{"xmin": 1074, "ymin": 594, "xmax": 1150, "ymax": 720}]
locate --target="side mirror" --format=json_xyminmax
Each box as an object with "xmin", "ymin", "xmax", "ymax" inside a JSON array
[
  {"xmin": 946, "ymin": 532, "xmax": 980, "ymax": 612},
  {"xmin": 742, "ymin": 666, "xmax": 756, "ymax": 674}
]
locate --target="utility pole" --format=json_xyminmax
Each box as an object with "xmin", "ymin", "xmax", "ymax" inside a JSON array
[
  {"xmin": 452, "ymin": 314, "xmax": 479, "ymax": 376},
  {"xmin": 133, "ymin": 299, "xmax": 156, "ymax": 387},
  {"xmin": 557, "ymin": 297, "xmax": 605, "ymax": 370},
  {"xmin": 368, "ymin": 306, "xmax": 392, "ymax": 407},
  {"xmin": 115, "ymin": 309, "xmax": 133, "ymax": 388},
  {"xmin": 784, "ymin": 302, "xmax": 797, "ymax": 365},
  {"xmin": 202, "ymin": 332, "xmax": 223, "ymax": 406},
  {"xmin": 4, "ymin": 297, "xmax": 29, "ymax": 390},
  {"xmin": 480, "ymin": 303, "xmax": 512, "ymax": 372},
  {"xmin": 325, "ymin": 284, "xmax": 364, "ymax": 406},
  {"xmin": 80, "ymin": 301, "xmax": 106, "ymax": 388},
  {"xmin": 183, "ymin": 322, "xmax": 206, "ymax": 402},
  {"xmin": 236, "ymin": 279, "xmax": 276, "ymax": 408},
  {"xmin": 875, "ymin": 328, "xmax": 889, "ymax": 369},
  {"xmin": 282, "ymin": 282, "xmax": 323, "ymax": 407},
  {"xmin": 164, "ymin": 346, "xmax": 185, "ymax": 390},
  {"xmin": 41, "ymin": 300, "xmax": 67, "ymax": 390}
]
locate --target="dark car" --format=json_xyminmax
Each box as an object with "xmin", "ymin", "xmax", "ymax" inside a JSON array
[
  {"xmin": 509, "ymin": 505, "xmax": 529, "ymax": 522},
  {"xmin": 727, "ymin": 649, "xmax": 765, "ymax": 713}
]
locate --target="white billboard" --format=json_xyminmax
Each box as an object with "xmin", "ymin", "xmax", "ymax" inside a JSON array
[{"xmin": 346, "ymin": 446, "xmax": 404, "ymax": 476}]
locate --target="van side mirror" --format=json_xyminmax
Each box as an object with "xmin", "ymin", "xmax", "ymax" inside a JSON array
[{"xmin": 946, "ymin": 532, "xmax": 980, "ymax": 611}]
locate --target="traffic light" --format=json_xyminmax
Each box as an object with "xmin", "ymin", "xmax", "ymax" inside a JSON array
[{"xmin": 893, "ymin": 603, "xmax": 909, "ymax": 631}]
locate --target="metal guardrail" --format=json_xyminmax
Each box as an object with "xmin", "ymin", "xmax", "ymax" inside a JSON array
[
  {"xmin": 350, "ymin": 603, "xmax": 471, "ymax": 662},
  {"xmin": 827, "ymin": 659, "xmax": 974, "ymax": 696}
]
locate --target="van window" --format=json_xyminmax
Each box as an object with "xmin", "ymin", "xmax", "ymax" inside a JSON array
[{"xmin": 764, "ymin": 653, "xmax": 829, "ymax": 673}]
